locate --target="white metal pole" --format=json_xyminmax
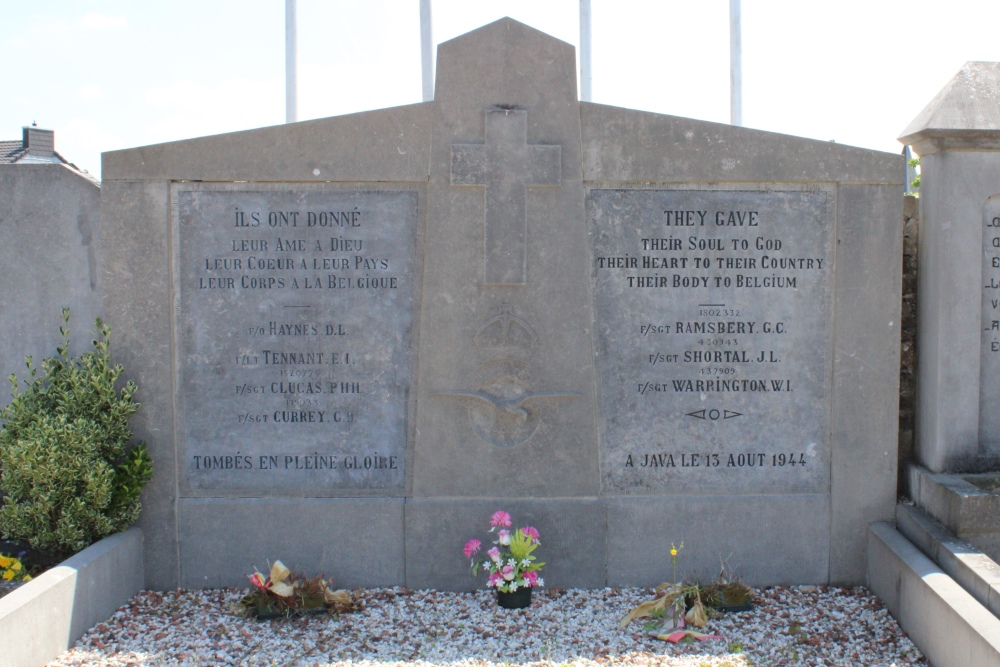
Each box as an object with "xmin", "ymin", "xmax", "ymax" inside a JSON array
[
  {"xmin": 286, "ymin": 0, "xmax": 298, "ymax": 123},
  {"xmin": 579, "ymin": 0, "xmax": 592, "ymax": 102},
  {"xmin": 729, "ymin": 0, "xmax": 742, "ymax": 126},
  {"xmin": 420, "ymin": 0, "xmax": 434, "ymax": 102}
]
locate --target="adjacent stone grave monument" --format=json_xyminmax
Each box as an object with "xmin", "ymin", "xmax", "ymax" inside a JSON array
[
  {"xmin": 0, "ymin": 127, "xmax": 102, "ymax": 409},
  {"xmin": 102, "ymin": 18, "xmax": 902, "ymax": 591},
  {"xmin": 900, "ymin": 62, "xmax": 1000, "ymax": 473},
  {"xmin": 900, "ymin": 62, "xmax": 1000, "ymax": 560}
]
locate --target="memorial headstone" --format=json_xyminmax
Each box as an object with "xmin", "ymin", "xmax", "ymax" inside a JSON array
[
  {"xmin": 899, "ymin": 61, "xmax": 1000, "ymax": 473},
  {"xmin": 102, "ymin": 18, "xmax": 902, "ymax": 590}
]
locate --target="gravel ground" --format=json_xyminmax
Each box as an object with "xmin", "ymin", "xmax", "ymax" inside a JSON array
[{"xmin": 47, "ymin": 586, "xmax": 927, "ymax": 667}]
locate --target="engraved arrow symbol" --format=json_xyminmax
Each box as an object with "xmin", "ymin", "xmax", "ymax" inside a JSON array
[{"xmin": 686, "ymin": 409, "xmax": 744, "ymax": 421}]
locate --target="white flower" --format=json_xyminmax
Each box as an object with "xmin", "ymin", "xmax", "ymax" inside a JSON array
[
  {"xmin": 507, "ymin": 558, "xmax": 516, "ymax": 567},
  {"xmin": 537, "ymin": 577, "xmax": 544, "ymax": 586},
  {"xmin": 521, "ymin": 559, "xmax": 531, "ymax": 567},
  {"xmin": 509, "ymin": 583, "xmax": 518, "ymax": 592}
]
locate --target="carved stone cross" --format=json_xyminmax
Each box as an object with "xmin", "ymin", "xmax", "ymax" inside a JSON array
[{"xmin": 451, "ymin": 109, "xmax": 561, "ymax": 285}]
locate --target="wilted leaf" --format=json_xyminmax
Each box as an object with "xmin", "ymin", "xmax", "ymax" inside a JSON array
[
  {"xmin": 685, "ymin": 598, "xmax": 707, "ymax": 627},
  {"xmin": 270, "ymin": 581, "xmax": 294, "ymax": 597},
  {"xmin": 620, "ymin": 595, "xmax": 669, "ymax": 627},
  {"xmin": 270, "ymin": 560, "xmax": 291, "ymax": 583}
]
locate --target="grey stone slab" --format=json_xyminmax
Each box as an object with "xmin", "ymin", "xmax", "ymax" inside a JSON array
[
  {"xmin": 914, "ymin": 149, "xmax": 1000, "ymax": 471},
  {"xmin": 451, "ymin": 109, "xmax": 561, "ymax": 285},
  {"xmin": 101, "ymin": 179, "xmax": 178, "ymax": 591},
  {"xmin": 0, "ymin": 529, "xmax": 143, "ymax": 667},
  {"xmin": 896, "ymin": 502, "xmax": 1000, "ymax": 617},
  {"xmin": 103, "ymin": 104, "xmax": 433, "ymax": 183},
  {"xmin": 828, "ymin": 183, "xmax": 903, "ymax": 584},
  {"xmin": 411, "ymin": 18, "xmax": 600, "ymax": 498},
  {"xmin": 177, "ymin": 498, "xmax": 404, "ymax": 589},
  {"xmin": 404, "ymin": 498, "xmax": 607, "ymax": 591},
  {"xmin": 0, "ymin": 164, "xmax": 102, "ymax": 411},
  {"xmin": 900, "ymin": 62, "xmax": 1000, "ymax": 155},
  {"xmin": 911, "ymin": 466, "xmax": 1000, "ymax": 536},
  {"xmin": 983, "ymin": 197, "xmax": 1000, "ymax": 452},
  {"xmin": 581, "ymin": 103, "xmax": 902, "ymax": 185},
  {"xmin": 968, "ymin": 535, "xmax": 1000, "ymax": 565},
  {"xmin": 173, "ymin": 185, "xmax": 418, "ymax": 495},
  {"xmin": 607, "ymin": 495, "xmax": 829, "ymax": 587},
  {"xmin": 590, "ymin": 186, "xmax": 835, "ymax": 495},
  {"xmin": 868, "ymin": 522, "xmax": 1000, "ymax": 667}
]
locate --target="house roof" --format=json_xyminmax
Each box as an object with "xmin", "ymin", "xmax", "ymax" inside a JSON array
[
  {"xmin": 0, "ymin": 130, "xmax": 97, "ymax": 184},
  {"xmin": 0, "ymin": 140, "xmax": 27, "ymax": 164}
]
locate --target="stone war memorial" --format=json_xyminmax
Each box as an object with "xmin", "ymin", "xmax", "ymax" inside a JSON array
[
  {"xmin": 900, "ymin": 62, "xmax": 1000, "ymax": 561},
  {"xmin": 102, "ymin": 19, "xmax": 902, "ymax": 591}
]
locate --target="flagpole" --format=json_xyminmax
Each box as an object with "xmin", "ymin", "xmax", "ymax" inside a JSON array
[
  {"xmin": 730, "ymin": 0, "xmax": 742, "ymax": 126},
  {"xmin": 579, "ymin": 0, "xmax": 592, "ymax": 102},
  {"xmin": 286, "ymin": 0, "xmax": 297, "ymax": 123},
  {"xmin": 420, "ymin": 0, "xmax": 434, "ymax": 102}
]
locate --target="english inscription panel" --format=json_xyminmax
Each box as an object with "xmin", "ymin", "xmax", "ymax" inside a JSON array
[
  {"xmin": 175, "ymin": 187, "xmax": 417, "ymax": 493},
  {"xmin": 590, "ymin": 188, "xmax": 835, "ymax": 494},
  {"xmin": 981, "ymin": 195, "xmax": 1000, "ymax": 451}
]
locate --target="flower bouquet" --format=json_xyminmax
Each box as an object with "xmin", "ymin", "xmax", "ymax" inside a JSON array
[
  {"xmin": 239, "ymin": 560, "xmax": 357, "ymax": 620},
  {"xmin": 464, "ymin": 510, "xmax": 545, "ymax": 608}
]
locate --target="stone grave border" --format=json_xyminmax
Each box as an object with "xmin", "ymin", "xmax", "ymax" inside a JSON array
[{"xmin": 0, "ymin": 529, "xmax": 143, "ymax": 667}]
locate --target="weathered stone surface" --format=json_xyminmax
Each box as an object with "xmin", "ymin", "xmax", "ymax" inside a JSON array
[
  {"xmin": 98, "ymin": 17, "xmax": 902, "ymax": 590},
  {"xmin": 983, "ymin": 196, "xmax": 1000, "ymax": 452},
  {"xmin": 410, "ymin": 18, "xmax": 599, "ymax": 499},
  {"xmin": 900, "ymin": 62, "xmax": 1000, "ymax": 155},
  {"xmin": 0, "ymin": 164, "xmax": 102, "ymax": 409},
  {"xmin": 608, "ymin": 495, "xmax": 830, "ymax": 586},
  {"xmin": 174, "ymin": 186, "xmax": 417, "ymax": 494},
  {"xmin": 177, "ymin": 498, "xmax": 404, "ymax": 588},
  {"xmin": 591, "ymin": 187, "xmax": 834, "ymax": 495}
]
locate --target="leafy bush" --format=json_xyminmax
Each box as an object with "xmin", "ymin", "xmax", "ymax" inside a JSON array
[{"xmin": 0, "ymin": 309, "xmax": 152, "ymax": 557}]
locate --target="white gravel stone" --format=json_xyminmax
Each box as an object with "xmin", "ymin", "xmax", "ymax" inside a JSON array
[{"xmin": 46, "ymin": 586, "xmax": 927, "ymax": 667}]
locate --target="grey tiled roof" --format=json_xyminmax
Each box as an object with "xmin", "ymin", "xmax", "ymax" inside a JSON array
[
  {"xmin": 0, "ymin": 138, "xmax": 81, "ymax": 171},
  {"xmin": 0, "ymin": 140, "xmax": 25, "ymax": 164},
  {"xmin": 0, "ymin": 134, "xmax": 97, "ymax": 184}
]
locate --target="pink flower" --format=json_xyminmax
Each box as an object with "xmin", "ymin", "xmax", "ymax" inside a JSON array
[
  {"xmin": 502, "ymin": 565, "xmax": 516, "ymax": 581},
  {"xmin": 524, "ymin": 571, "xmax": 538, "ymax": 586},
  {"xmin": 488, "ymin": 546, "xmax": 501, "ymax": 562},
  {"xmin": 464, "ymin": 539, "xmax": 482, "ymax": 559},
  {"xmin": 490, "ymin": 511, "xmax": 512, "ymax": 528},
  {"xmin": 488, "ymin": 571, "xmax": 502, "ymax": 587},
  {"xmin": 498, "ymin": 529, "xmax": 511, "ymax": 545},
  {"xmin": 248, "ymin": 572, "xmax": 270, "ymax": 590},
  {"xmin": 521, "ymin": 526, "xmax": 540, "ymax": 543}
]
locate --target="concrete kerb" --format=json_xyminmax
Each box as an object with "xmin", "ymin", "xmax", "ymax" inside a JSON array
[
  {"xmin": 868, "ymin": 522, "xmax": 1000, "ymax": 667},
  {"xmin": 896, "ymin": 501, "xmax": 1000, "ymax": 618},
  {"xmin": 0, "ymin": 528, "xmax": 144, "ymax": 667}
]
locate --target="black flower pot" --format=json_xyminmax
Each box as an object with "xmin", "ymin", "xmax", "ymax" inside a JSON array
[{"xmin": 496, "ymin": 586, "xmax": 532, "ymax": 609}]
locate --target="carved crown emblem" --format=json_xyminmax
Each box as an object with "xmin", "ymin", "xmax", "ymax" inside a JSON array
[{"xmin": 473, "ymin": 302, "xmax": 537, "ymax": 361}]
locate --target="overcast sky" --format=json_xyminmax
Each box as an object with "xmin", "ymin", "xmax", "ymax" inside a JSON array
[{"xmin": 4, "ymin": 1, "xmax": 998, "ymax": 179}]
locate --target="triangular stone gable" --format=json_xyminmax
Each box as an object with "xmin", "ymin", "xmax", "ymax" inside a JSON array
[{"xmin": 900, "ymin": 61, "xmax": 1000, "ymax": 153}]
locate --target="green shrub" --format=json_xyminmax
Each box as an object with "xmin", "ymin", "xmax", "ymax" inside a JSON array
[{"xmin": 0, "ymin": 309, "xmax": 152, "ymax": 557}]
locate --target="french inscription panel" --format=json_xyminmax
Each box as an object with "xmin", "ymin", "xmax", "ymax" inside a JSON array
[
  {"xmin": 174, "ymin": 187, "xmax": 417, "ymax": 493},
  {"xmin": 590, "ymin": 188, "xmax": 835, "ymax": 494},
  {"xmin": 981, "ymin": 196, "xmax": 1000, "ymax": 450}
]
